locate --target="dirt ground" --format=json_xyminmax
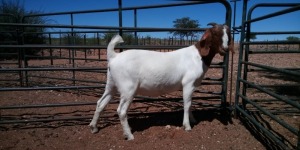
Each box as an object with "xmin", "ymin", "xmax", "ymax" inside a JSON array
[
  {"xmin": 0, "ymin": 44, "xmax": 299, "ymax": 150},
  {"xmin": 0, "ymin": 90, "xmax": 265, "ymax": 150},
  {"xmin": 0, "ymin": 92, "xmax": 267, "ymax": 150}
]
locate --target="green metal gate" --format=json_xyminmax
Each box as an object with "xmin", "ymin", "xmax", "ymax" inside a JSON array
[{"xmin": 235, "ymin": 1, "xmax": 300, "ymax": 149}]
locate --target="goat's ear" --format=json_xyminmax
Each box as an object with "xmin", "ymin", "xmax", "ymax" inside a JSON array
[{"xmin": 199, "ymin": 30, "xmax": 211, "ymax": 56}]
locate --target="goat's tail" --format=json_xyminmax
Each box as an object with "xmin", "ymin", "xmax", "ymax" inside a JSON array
[{"xmin": 107, "ymin": 34, "xmax": 124, "ymax": 60}]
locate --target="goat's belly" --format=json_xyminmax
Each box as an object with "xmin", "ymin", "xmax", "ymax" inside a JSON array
[{"xmin": 136, "ymin": 83, "xmax": 182, "ymax": 97}]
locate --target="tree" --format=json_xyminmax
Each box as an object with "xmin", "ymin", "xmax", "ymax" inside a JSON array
[
  {"xmin": 170, "ymin": 17, "xmax": 200, "ymax": 41},
  {"xmin": 0, "ymin": 0, "xmax": 48, "ymax": 58},
  {"xmin": 286, "ymin": 36, "xmax": 299, "ymax": 41},
  {"xmin": 61, "ymin": 32, "xmax": 85, "ymax": 45}
]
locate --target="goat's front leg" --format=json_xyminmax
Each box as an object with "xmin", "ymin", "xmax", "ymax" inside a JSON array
[{"xmin": 182, "ymin": 83, "xmax": 195, "ymax": 131}]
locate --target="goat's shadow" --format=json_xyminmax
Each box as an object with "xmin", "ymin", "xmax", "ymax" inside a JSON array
[
  {"xmin": 128, "ymin": 108, "xmax": 233, "ymax": 133},
  {"xmin": 239, "ymin": 111, "xmax": 297, "ymax": 150},
  {"xmin": 1, "ymin": 108, "xmax": 233, "ymax": 133}
]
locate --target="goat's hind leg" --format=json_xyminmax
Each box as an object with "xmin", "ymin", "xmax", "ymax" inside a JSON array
[
  {"xmin": 117, "ymin": 95, "xmax": 134, "ymax": 140},
  {"xmin": 117, "ymin": 84, "xmax": 137, "ymax": 140},
  {"xmin": 89, "ymin": 80, "xmax": 116, "ymax": 133}
]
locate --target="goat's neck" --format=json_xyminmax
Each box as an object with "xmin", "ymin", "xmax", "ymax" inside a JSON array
[
  {"xmin": 194, "ymin": 43, "xmax": 216, "ymax": 67},
  {"xmin": 202, "ymin": 51, "xmax": 216, "ymax": 67}
]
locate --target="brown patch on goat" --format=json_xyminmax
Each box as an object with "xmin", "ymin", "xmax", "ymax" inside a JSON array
[{"xmin": 197, "ymin": 29, "xmax": 212, "ymax": 57}]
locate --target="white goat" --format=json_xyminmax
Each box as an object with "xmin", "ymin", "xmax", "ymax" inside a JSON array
[{"xmin": 89, "ymin": 23, "xmax": 234, "ymax": 140}]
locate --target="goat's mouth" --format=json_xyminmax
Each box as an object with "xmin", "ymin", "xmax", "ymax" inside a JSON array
[{"xmin": 219, "ymin": 48, "xmax": 228, "ymax": 56}]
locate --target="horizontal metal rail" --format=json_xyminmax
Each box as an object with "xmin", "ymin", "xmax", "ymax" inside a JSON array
[
  {"xmin": 248, "ymin": 68, "xmax": 300, "ymax": 72},
  {"xmin": 251, "ymin": 98, "xmax": 300, "ymax": 102},
  {"xmin": 0, "ymin": 23, "xmax": 206, "ymax": 32},
  {"xmin": 0, "ymin": 79, "xmax": 20, "ymax": 82},
  {"xmin": 0, "ymin": 53, "xmax": 19, "ymax": 55},
  {"xmin": 249, "ymin": 50, "xmax": 300, "ymax": 54},
  {"xmin": 23, "ymin": 1, "xmax": 226, "ymax": 18},
  {"xmin": 258, "ymin": 84, "xmax": 300, "ymax": 88},
  {"xmin": 0, "ymin": 85, "xmax": 105, "ymax": 91},
  {"xmin": 251, "ymin": 31, "xmax": 300, "ymax": 35},
  {"xmin": 0, "ymin": 67, "xmax": 106, "ymax": 72},
  {"xmin": 21, "ymin": 30, "xmax": 127, "ymax": 35},
  {"xmin": 0, "ymin": 44, "xmax": 190, "ymax": 49},
  {"xmin": 27, "ymin": 75, "xmax": 105, "ymax": 84},
  {"xmin": 0, "ymin": 62, "xmax": 19, "ymax": 65},
  {"xmin": 242, "ymin": 61, "xmax": 300, "ymax": 77},
  {"xmin": 239, "ymin": 79, "xmax": 300, "ymax": 109},
  {"xmin": 246, "ymin": 4, "xmax": 300, "ymax": 24},
  {"xmin": 0, "ymin": 82, "xmax": 223, "ymax": 92},
  {"xmin": 0, "ymin": 102, "xmax": 96, "ymax": 109},
  {"xmin": 0, "ymin": 116, "xmax": 94, "ymax": 124},
  {"xmin": 24, "ymin": 55, "xmax": 106, "ymax": 62},
  {"xmin": 26, "ymin": 74, "xmax": 224, "ymax": 85},
  {"xmin": 242, "ymin": 41, "xmax": 300, "ymax": 45},
  {"xmin": 0, "ymin": 65, "xmax": 224, "ymax": 73},
  {"xmin": 238, "ymin": 93, "xmax": 298, "ymax": 135}
]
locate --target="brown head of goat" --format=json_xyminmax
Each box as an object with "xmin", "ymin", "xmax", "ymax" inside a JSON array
[{"xmin": 195, "ymin": 23, "xmax": 234, "ymax": 66}]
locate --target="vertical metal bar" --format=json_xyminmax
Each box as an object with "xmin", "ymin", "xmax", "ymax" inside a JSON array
[
  {"xmin": 84, "ymin": 34, "xmax": 87, "ymax": 62},
  {"xmin": 229, "ymin": 0, "xmax": 240, "ymax": 106},
  {"xmin": 49, "ymin": 33, "xmax": 53, "ymax": 65},
  {"xmin": 16, "ymin": 29, "xmax": 24, "ymax": 87},
  {"xmin": 242, "ymin": 13, "xmax": 251, "ymax": 104},
  {"xmin": 118, "ymin": 0, "xmax": 123, "ymax": 52},
  {"xmin": 97, "ymin": 32, "xmax": 100, "ymax": 60},
  {"xmin": 11, "ymin": 15, "xmax": 24, "ymax": 87},
  {"xmin": 234, "ymin": 0, "xmax": 248, "ymax": 117},
  {"xmin": 71, "ymin": 13, "xmax": 76, "ymax": 86},
  {"xmin": 20, "ymin": 18, "xmax": 28, "ymax": 87},
  {"xmin": 118, "ymin": 0, "xmax": 123, "ymax": 36},
  {"xmin": 68, "ymin": 34, "xmax": 71, "ymax": 64},
  {"xmin": 221, "ymin": 1, "xmax": 232, "ymax": 109},
  {"xmin": 59, "ymin": 30, "xmax": 62, "ymax": 58},
  {"xmin": 134, "ymin": 9, "xmax": 138, "ymax": 44}
]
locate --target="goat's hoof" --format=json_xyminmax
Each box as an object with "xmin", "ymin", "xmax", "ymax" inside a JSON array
[
  {"xmin": 183, "ymin": 123, "xmax": 192, "ymax": 131},
  {"xmin": 184, "ymin": 126, "xmax": 192, "ymax": 131},
  {"xmin": 89, "ymin": 124, "xmax": 99, "ymax": 134},
  {"xmin": 185, "ymin": 128, "xmax": 192, "ymax": 131},
  {"xmin": 125, "ymin": 134, "xmax": 134, "ymax": 140},
  {"xmin": 126, "ymin": 135, "xmax": 134, "ymax": 141}
]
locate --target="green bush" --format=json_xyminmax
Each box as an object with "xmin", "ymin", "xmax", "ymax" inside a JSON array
[{"xmin": 0, "ymin": 0, "xmax": 47, "ymax": 59}]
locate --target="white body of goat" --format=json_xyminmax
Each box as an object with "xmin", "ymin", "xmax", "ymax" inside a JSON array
[
  {"xmin": 89, "ymin": 23, "xmax": 233, "ymax": 140},
  {"xmin": 110, "ymin": 44, "xmax": 208, "ymax": 97}
]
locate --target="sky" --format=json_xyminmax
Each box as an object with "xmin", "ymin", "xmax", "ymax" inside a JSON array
[{"xmin": 20, "ymin": 0, "xmax": 300, "ymax": 41}]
